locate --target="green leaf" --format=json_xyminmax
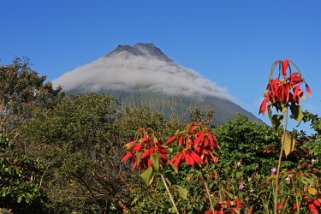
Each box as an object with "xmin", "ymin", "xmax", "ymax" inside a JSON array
[
  {"xmin": 235, "ymin": 171, "xmax": 243, "ymax": 179},
  {"xmin": 271, "ymin": 114, "xmax": 283, "ymax": 129},
  {"xmin": 176, "ymin": 185, "xmax": 188, "ymax": 200},
  {"xmin": 283, "ymin": 133, "xmax": 295, "ymax": 158},
  {"xmin": 140, "ymin": 167, "xmax": 154, "ymax": 185},
  {"xmin": 17, "ymin": 196, "xmax": 23, "ymax": 203},
  {"xmin": 268, "ymin": 107, "xmax": 272, "ymax": 121},
  {"xmin": 135, "ymin": 151, "xmax": 143, "ymax": 165},
  {"xmin": 150, "ymin": 153, "xmax": 161, "ymax": 171},
  {"xmin": 290, "ymin": 105, "xmax": 304, "ymax": 125}
]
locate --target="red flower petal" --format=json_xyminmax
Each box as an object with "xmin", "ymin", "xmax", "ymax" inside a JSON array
[
  {"xmin": 133, "ymin": 144, "xmax": 142, "ymax": 152},
  {"xmin": 308, "ymin": 203, "xmax": 318, "ymax": 214},
  {"xmin": 166, "ymin": 135, "xmax": 177, "ymax": 145},
  {"xmin": 278, "ymin": 200, "xmax": 286, "ymax": 209},
  {"xmin": 141, "ymin": 148, "xmax": 153, "ymax": 159},
  {"xmin": 293, "ymin": 203, "xmax": 298, "ymax": 210},
  {"xmin": 159, "ymin": 153, "xmax": 167, "ymax": 161},
  {"xmin": 189, "ymin": 125, "xmax": 198, "ymax": 133},
  {"xmin": 203, "ymin": 138, "xmax": 209, "ymax": 147},
  {"xmin": 314, "ymin": 199, "xmax": 321, "ymax": 207},
  {"xmin": 259, "ymin": 97, "xmax": 268, "ymax": 115},
  {"xmin": 235, "ymin": 199, "xmax": 242, "ymax": 208},
  {"xmin": 178, "ymin": 136, "xmax": 184, "ymax": 145},
  {"xmin": 131, "ymin": 159, "xmax": 138, "ymax": 170},
  {"xmin": 306, "ymin": 83, "xmax": 312, "ymax": 96},
  {"xmin": 185, "ymin": 153, "xmax": 195, "ymax": 166},
  {"xmin": 282, "ymin": 59, "xmax": 289, "ymax": 77},
  {"xmin": 190, "ymin": 151, "xmax": 203, "ymax": 165},
  {"xmin": 122, "ymin": 152, "xmax": 132, "ymax": 162},
  {"xmin": 174, "ymin": 153, "xmax": 184, "ymax": 168},
  {"xmin": 194, "ymin": 136, "xmax": 202, "ymax": 145}
]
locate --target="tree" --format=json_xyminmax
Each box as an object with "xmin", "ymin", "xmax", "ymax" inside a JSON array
[
  {"xmin": 0, "ymin": 58, "xmax": 62, "ymax": 213},
  {"xmin": 0, "ymin": 58, "xmax": 63, "ymax": 137}
]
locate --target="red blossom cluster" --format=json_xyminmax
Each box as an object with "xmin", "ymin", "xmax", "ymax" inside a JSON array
[
  {"xmin": 259, "ymin": 59, "xmax": 311, "ymax": 115},
  {"xmin": 121, "ymin": 129, "xmax": 167, "ymax": 171},
  {"xmin": 305, "ymin": 197, "xmax": 321, "ymax": 214},
  {"xmin": 166, "ymin": 123, "xmax": 219, "ymax": 169},
  {"xmin": 277, "ymin": 194, "xmax": 321, "ymax": 213},
  {"xmin": 276, "ymin": 168, "xmax": 321, "ymax": 213}
]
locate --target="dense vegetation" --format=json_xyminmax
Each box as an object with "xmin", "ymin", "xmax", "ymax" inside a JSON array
[{"xmin": 1, "ymin": 59, "xmax": 321, "ymax": 213}]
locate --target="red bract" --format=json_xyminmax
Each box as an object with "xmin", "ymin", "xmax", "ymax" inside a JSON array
[
  {"xmin": 259, "ymin": 59, "xmax": 312, "ymax": 115},
  {"xmin": 122, "ymin": 128, "xmax": 167, "ymax": 171},
  {"xmin": 308, "ymin": 203, "xmax": 319, "ymax": 214},
  {"xmin": 167, "ymin": 123, "xmax": 219, "ymax": 169}
]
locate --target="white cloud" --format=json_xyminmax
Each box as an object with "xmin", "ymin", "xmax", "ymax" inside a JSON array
[{"xmin": 53, "ymin": 47, "xmax": 233, "ymax": 100}]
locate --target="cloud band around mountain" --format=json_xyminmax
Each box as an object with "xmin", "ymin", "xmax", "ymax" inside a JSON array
[{"xmin": 53, "ymin": 43, "xmax": 233, "ymax": 101}]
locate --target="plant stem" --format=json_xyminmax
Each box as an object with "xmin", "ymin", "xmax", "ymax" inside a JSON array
[
  {"xmin": 201, "ymin": 171, "xmax": 215, "ymax": 214},
  {"xmin": 204, "ymin": 180, "xmax": 215, "ymax": 214},
  {"xmin": 274, "ymin": 109, "xmax": 289, "ymax": 214},
  {"xmin": 292, "ymin": 179, "xmax": 300, "ymax": 214},
  {"xmin": 160, "ymin": 173, "xmax": 179, "ymax": 214}
]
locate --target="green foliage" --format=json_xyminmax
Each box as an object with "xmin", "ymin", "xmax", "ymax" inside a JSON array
[
  {"xmin": 0, "ymin": 135, "xmax": 51, "ymax": 213},
  {"xmin": 214, "ymin": 114, "xmax": 279, "ymax": 178},
  {"xmin": 0, "ymin": 58, "xmax": 63, "ymax": 137},
  {"xmin": 18, "ymin": 93, "xmax": 125, "ymax": 212}
]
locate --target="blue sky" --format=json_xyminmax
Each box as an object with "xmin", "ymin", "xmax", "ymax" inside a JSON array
[{"xmin": 1, "ymin": 0, "xmax": 320, "ymax": 131}]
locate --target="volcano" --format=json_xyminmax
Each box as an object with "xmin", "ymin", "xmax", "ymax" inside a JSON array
[{"xmin": 53, "ymin": 43, "xmax": 259, "ymax": 124}]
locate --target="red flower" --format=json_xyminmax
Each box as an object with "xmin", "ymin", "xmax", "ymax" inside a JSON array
[
  {"xmin": 277, "ymin": 200, "xmax": 286, "ymax": 210},
  {"xmin": 259, "ymin": 59, "xmax": 312, "ymax": 115},
  {"xmin": 235, "ymin": 199, "xmax": 242, "ymax": 209},
  {"xmin": 308, "ymin": 203, "xmax": 319, "ymax": 214},
  {"xmin": 167, "ymin": 123, "xmax": 219, "ymax": 169},
  {"xmin": 122, "ymin": 128, "xmax": 168, "ymax": 171}
]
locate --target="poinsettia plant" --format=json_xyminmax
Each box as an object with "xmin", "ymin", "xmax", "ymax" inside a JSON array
[
  {"xmin": 259, "ymin": 59, "xmax": 312, "ymax": 127},
  {"xmin": 122, "ymin": 128, "xmax": 168, "ymax": 184},
  {"xmin": 166, "ymin": 122, "xmax": 220, "ymax": 214},
  {"xmin": 122, "ymin": 128, "xmax": 180, "ymax": 214},
  {"xmin": 166, "ymin": 122, "xmax": 219, "ymax": 169},
  {"xmin": 259, "ymin": 59, "xmax": 312, "ymax": 214}
]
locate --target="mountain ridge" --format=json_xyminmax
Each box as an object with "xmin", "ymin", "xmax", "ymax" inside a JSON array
[{"xmin": 107, "ymin": 43, "xmax": 174, "ymax": 63}]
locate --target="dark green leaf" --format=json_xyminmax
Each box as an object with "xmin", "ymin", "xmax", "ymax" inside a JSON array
[
  {"xmin": 271, "ymin": 114, "xmax": 283, "ymax": 129},
  {"xmin": 140, "ymin": 167, "xmax": 154, "ymax": 185},
  {"xmin": 290, "ymin": 104, "xmax": 304, "ymax": 125}
]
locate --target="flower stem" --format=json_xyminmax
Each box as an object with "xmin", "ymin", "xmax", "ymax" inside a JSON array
[
  {"xmin": 274, "ymin": 109, "xmax": 288, "ymax": 214},
  {"xmin": 160, "ymin": 173, "xmax": 179, "ymax": 214},
  {"xmin": 201, "ymin": 171, "xmax": 215, "ymax": 214}
]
